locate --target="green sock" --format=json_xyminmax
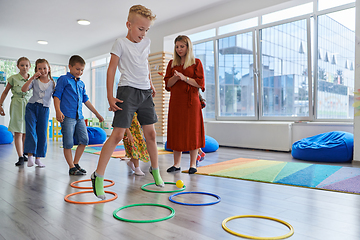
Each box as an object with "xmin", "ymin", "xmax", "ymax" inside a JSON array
[
  {"xmin": 151, "ymin": 167, "xmax": 164, "ymax": 187},
  {"xmin": 91, "ymin": 172, "xmax": 105, "ymax": 200}
]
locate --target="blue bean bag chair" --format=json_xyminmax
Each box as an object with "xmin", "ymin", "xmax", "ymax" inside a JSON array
[
  {"xmin": 74, "ymin": 127, "xmax": 107, "ymax": 145},
  {"xmin": 0, "ymin": 125, "xmax": 13, "ymax": 144},
  {"xmin": 292, "ymin": 131, "xmax": 353, "ymax": 163},
  {"xmin": 165, "ymin": 135, "xmax": 219, "ymax": 153}
]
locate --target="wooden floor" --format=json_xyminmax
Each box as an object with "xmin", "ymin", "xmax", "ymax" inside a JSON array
[{"xmin": 1, "ymin": 139, "xmax": 360, "ymax": 240}]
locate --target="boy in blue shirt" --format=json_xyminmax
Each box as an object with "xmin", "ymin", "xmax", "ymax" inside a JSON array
[
  {"xmin": 91, "ymin": 5, "xmax": 164, "ymax": 200},
  {"xmin": 53, "ymin": 55, "xmax": 104, "ymax": 175}
]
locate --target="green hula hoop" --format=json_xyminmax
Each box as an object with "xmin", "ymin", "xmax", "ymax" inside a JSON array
[
  {"xmin": 141, "ymin": 182, "xmax": 186, "ymax": 193},
  {"xmin": 113, "ymin": 203, "xmax": 175, "ymax": 223}
]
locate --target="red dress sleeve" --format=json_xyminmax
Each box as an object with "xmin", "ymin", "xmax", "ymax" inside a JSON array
[
  {"xmin": 194, "ymin": 59, "xmax": 205, "ymax": 92},
  {"xmin": 164, "ymin": 60, "xmax": 173, "ymax": 92}
]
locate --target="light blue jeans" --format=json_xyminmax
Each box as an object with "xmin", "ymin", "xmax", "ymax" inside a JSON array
[{"xmin": 61, "ymin": 117, "xmax": 88, "ymax": 149}]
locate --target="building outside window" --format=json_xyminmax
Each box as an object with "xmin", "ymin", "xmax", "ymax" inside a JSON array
[
  {"xmin": 194, "ymin": 41, "xmax": 215, "ymax": 119},
  {"xmin": 218, "ymin": 32, "xmax": 255, "ymax": 117},
  {"xmin": 316, "ymin": 8, "xmax": 355, "ymax": 119},
  {"xmin": 189, "ymin": 1, "xmax": 355, "ymax": 121},
  {"xmin": 260, "ymin": 19, "xmax": 309, "ymax": 118}
]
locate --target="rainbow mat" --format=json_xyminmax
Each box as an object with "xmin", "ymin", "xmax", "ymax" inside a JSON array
[
  {"xmin": 190, "ymin": 158, "xmax": 360, "ymax": 194},
  {"xmin": 71, "ymin": 143, "xmax": 172, "ymax": 158}
]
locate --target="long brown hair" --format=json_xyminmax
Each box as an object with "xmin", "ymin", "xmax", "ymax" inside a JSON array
[{"xmin": 35, "ymin": 59, "xmax": 55, "ymax": 89}]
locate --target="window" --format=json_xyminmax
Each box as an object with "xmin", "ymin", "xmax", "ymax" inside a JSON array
[
  {"xmin": 0, "ymin": 59, "xmax": 65, "ymax": 82},
  {"xmin": 262, "ymin": 2, "xmax": 312, "ymax": 24},
  {"xmin": 167, "ymin": 0, "xmax": 357, "ymax": 122},
  {"xmin": 318, "ymin": 0, "xmax": 355, "ymax": 11},
  {"xmin": 316, "ymin": 8, "xmax": 355, "ymax": 119},
  {"xmin": 91, "ymin": 58, "xmax": 107, "ymax": 67},
  {"xmin": 218, "ymin": 17, "xmax": 258, "ymax": 35},
  {"xmin": 194, "ymin": 41, "xmax": 215, "ymax": 119},
  {"xmin": 92, "ymin": 66, "xmax": 108, "ymax": 118},
  {"xmin": 189, "ymin": 29, "xmax": 216, "ymax": 42},
  {"xmin": 91, "ymin": 57, "xmax": 120, "ymax": 119},
  {"xmin": 51, "ymin": 65, "xmax": 67, "ymax": 82},
  {"xmin": 0, "ymin": 59, "xmax": 18, "ymax": 83},
  {"xmin": 218, "ymin": 32, "xmax": 255, "ymax": 117},
  {"xmin": 260, "ymin": 19, "xmax": 309, "ymax": 118}
]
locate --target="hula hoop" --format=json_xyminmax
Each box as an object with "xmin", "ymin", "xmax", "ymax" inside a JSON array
[
  {"xmin": 64, "ymin": 190, "xmax": 118, "ymax": 204},
  {"xmin": 113, "ymin": 203, "xmax": 175, "ymax": 223},
  {"xmin": 70, "ymin": 179, "xmax": 115, "ymax": 189},
  {"xmin": 169, "ymin": 191, "xmax": 221, "ymax": 206},
  {"xmin": 141, "ymin": 182, "xmax": 186, "ymax": 193},
  {"xmin": 222, "ymin": 215, "xmax": 294, "ymax": 239}
]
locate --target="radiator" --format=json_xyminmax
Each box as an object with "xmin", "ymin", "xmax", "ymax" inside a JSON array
[{"xmin": 205, "ymin": 121, "xmax": 293, "ymax": 151}]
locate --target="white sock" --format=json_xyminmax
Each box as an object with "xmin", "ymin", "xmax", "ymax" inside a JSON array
[
  {"xmin": 27, "ymin": 156, "xmax": 34, "ymax": 167},
  {"xmin": 127, "ymin": 161, "xmax": 135, "ymax": 171},
  {"xmin": 35, "ymin": 158, "xmax": 45, "ymax": 168},
  {"xmin": 94, "ymin": 171, "xmax": 104, "ymax": 178},
  {"xmin": 134, "ymin": 167, "xmax": 145, "ymax": 176}
]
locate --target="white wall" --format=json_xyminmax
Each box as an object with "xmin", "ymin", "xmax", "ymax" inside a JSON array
[
  {"xmin": 147, "ymin": 0, "xmax": 294, "ymax": 53},
  {"xmin": 206, "ymin": 121, "xmax": 354, "ymax": 152},
  {"xmin": 292, "ymin": 122, "xmax": 353, "ymax": 143},
  {"xmin": 353, "ymin": 0, "xmax": 360, "ymax": 164},
  {"xmin": 0, "ymin": 46, "xmax": 69, "ymax": 65}
]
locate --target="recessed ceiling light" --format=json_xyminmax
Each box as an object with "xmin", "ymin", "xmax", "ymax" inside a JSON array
[
  {"xmin": 37, "ymin": 40, "xmax": 48, "ymax": 45},
  {"xmin": 77, "ymin": 19, "xmax": 90, "ymax": 25}
]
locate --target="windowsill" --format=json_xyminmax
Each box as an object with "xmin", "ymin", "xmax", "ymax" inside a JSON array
[{"xmin": 204, "ymin": 120, "xmax": 353, "ymax": 125}]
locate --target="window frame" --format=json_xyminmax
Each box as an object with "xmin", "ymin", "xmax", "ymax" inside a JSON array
[
  {"xmin": 257, "ymin": 15, "xmax": 313, "ymax": 121},
  {"xmin": 189, "ymin": 0, "xmax": 355, "ymax": 122}
]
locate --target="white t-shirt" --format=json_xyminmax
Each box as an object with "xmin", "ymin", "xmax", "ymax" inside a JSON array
[
  {"xmin": 111, "ymin": 37, "xmax": 151, "ymax": 90},
  {"xmin": 36, "ymin": 80, "xmax": 51, "ymax": 104}
]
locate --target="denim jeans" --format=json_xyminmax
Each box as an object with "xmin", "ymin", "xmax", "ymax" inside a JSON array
[
  {"xmin": 24, "ymin": 102, "xmax": 49, "ymax": 157},
  {"xmin": 61, "ymin": 117, "xmax": 88, "ymax": 149}
]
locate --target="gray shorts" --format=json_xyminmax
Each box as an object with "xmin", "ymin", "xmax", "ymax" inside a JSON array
[{"xmin": 112, "ymin": 86, "xmax": 158, "ymax": 129}]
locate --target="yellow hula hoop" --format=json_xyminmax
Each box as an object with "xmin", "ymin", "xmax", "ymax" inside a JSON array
[{"xmin": 222, "ymin": 215, "xmax": 294, "ymax": 240}]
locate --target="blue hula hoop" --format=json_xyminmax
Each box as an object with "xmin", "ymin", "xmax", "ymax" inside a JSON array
[{"xmin": 169, "ymin": 191, "xmax": 221, "ymax": 206}]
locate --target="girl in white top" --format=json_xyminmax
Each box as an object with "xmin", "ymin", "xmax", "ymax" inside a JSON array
[{"xmin": 21, "ymin": 59, "xmax": 55, "ymax": 167}]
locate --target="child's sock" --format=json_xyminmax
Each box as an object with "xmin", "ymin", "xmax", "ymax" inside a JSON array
[
  {"xmin": 200, "ymin": 152, "xmax": 206, "ymax": 162},
  {"xmin": 91, "ymin": 171, "xmax": 106, "ymax": 200},
  {"xmin": 35, "ymin": 158, "xmax": 45, "ymax": 168},
  {"xmin": 27, "ymin": 156, "xmax": 34, "ymax": 167},
  {"xmin": 127, "ymin": 161, "xmax": 135, "ymax": 171},
  {"xmin": 149, "ymin": 167, "xmax": 164, "ymax": 187},
  {"xmin": 134, "ymin": 167, "xmax": 145, "ymax": 176}
]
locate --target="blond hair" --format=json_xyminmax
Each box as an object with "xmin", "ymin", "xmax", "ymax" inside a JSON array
[
  {"xmin": 128, "ymin": 5, "xmax": 156, "ymax": 23},
  {"xmin": 172, "ymin": 35, "xmax": 195, "ymax": 69},
  {"xmin": 17, "ymin": 56, "xmax": 30, "ymax": 67}
]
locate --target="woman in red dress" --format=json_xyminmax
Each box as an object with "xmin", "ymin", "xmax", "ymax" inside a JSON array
[{"xmin": 164, "ymin": 35, "xmax": 205, "ymax": 174}]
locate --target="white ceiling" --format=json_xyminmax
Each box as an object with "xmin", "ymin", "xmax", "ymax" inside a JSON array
[{"xmin": 0, "ymin": 0, "xmax": 226, "ymax": 56}]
